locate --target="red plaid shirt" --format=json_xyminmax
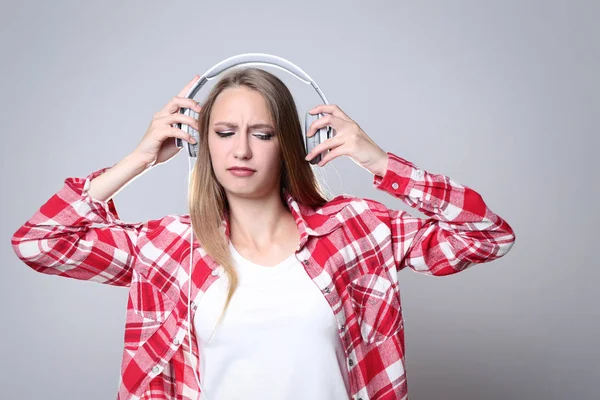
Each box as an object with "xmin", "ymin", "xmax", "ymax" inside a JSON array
[{"xmin": 11, "ymin": 151, "xmax": 515, "ymax": 399}]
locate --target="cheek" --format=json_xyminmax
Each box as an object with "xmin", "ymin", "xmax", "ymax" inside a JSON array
[
  {"xmin": 266, "ymin": 147, "xmax": 283, "ymax": 170},
  {"xmin": 207, "ymin": 133, "xmax": 216, "ymax": 152},
  {"xmin": 208, "ymin": 136, "xmax": 224, "ymax": 158},
  {"xmin": 207, "ymin": 138, "xmax": 222, "ymax": 171}
]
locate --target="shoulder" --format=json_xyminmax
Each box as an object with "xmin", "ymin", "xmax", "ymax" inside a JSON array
[
  {"xmin": 301, "ymin": 194, "xmax": 400, "ymax": 237},
  {"xmin": 132, "ymin": 214, "xmax": 201, "ymax": 269},
  {"xmin": 132, "ymin": 213, "xmax": 193, "ymax": 245},
  {"xmin": 315, "ymin": 193, "xmax": 391, "ymax": 217}
]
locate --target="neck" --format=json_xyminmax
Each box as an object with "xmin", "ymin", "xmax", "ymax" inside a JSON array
[{"xmin": 226, "ymin": 189, "xmax": 295, "ymax": 252}]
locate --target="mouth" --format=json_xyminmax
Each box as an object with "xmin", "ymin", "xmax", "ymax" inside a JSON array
[
  {"xmin": 227, "ymin": 167, "xmax": 256, "ymax": 176},
  {"xmin": 227, "ymin": 167, "xmax": 256, "ymax": 172}
]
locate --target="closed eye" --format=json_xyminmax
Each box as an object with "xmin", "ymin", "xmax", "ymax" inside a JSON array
[
  {"xmin": 215, "ymin": 131, "xmax": 274, "ymax": 141},
  {"xmin": 255, "ymin": 134, "xmax": 274, "ymax": 141}
]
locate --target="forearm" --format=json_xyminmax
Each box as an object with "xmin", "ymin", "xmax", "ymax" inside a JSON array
[{"xmin": 88, "ymin": 153, "xmax": 150, "ymax": 202}]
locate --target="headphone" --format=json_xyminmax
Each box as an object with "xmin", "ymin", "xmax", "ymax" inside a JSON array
[
  {"xmin": 173, "ymin": 53, "xmax": 333, "ymax": 164},
  {"xmin": 175, "ymin": 53, "xmax": 333, "ymax": 399}
]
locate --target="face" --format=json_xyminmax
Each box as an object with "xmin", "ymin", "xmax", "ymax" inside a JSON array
[{"xmin": 208, "ymin": 86, "xmax": 281, "ymax": 200}]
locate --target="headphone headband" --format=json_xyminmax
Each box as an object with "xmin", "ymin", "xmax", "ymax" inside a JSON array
[{"xmin": 184, "ymin": 53, "xmax": 329, "ymax": 104}]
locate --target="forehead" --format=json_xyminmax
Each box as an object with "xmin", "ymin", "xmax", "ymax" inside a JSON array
[{"xmin": 211, "ymin": 86, "xmax": 271, "ymax": 118}]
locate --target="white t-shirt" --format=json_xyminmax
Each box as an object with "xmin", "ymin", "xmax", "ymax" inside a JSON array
[{"xmin": 192, "ymin": 241, "xmax": 350, "ymax": 400}]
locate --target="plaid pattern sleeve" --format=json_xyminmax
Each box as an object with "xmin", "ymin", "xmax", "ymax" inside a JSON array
[
  {"xmin": 370, "ymin": 152, "xmax": 516, "ymax": 276},
  {"xmin": 10, "ymin": 165, "xmax": 162, "ymax": 287}
]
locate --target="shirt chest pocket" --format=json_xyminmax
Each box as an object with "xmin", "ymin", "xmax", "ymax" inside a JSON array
[
  {"xmin": 129, "ymin": 279, "xmax": 176, "ymax": 323},
  {"xmin": 348, "ymin": 272, "xmax": 403, "ymax": 345}
]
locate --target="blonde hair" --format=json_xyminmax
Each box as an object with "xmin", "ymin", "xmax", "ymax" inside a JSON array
[{"xmin": 188, "ymin": 67, "xmax": 330, "ymax": 327}]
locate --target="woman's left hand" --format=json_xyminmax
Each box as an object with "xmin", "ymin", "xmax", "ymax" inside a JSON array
[{"xmin": 305, "ymin": 104, "xmax": 389, "ymax": 177}]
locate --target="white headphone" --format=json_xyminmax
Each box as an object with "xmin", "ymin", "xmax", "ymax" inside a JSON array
[{"xmin": 174, "ymin": 52, "xmax": 333, "ymax": 164}]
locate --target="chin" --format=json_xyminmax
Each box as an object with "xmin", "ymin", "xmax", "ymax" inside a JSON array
[
  {"xmin": 220, "ymin": 179, "xmax": 258, "ymax": 194},
  {"xmin": 222, "ymin": 182, "xmax": 278, "ymax": 200}
]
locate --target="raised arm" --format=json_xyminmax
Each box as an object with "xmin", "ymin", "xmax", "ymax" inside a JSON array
[
  {"xmin": 11, "ymin": 74, "xmax": 204, "ymax": 285},
  {"xmin": 369, "ymin": 152, "xmax": 516, "ymax": 275},
  {"xmin": 11, "ymin": 155, "xmax": 159, "ymax": 286}
]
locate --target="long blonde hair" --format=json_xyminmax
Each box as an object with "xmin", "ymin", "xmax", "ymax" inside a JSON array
[{"xmin": 188, "ymin": 67, "xmax": 329, "ymax": 325}]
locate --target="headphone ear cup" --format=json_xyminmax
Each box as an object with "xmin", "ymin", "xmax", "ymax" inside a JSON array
[
  {"xmin": 304, "ymin": 111, "xmax": 322, "ymax": 165},
  {"xmin": 175, "ymin": 108, "xmax": 200, "ymax": 158},
  {"xmin": 185, "ymin": 109, "xmax": 200, "ymax": 158}
]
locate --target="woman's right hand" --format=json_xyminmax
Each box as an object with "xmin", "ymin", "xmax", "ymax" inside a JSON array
[{"xmin": 131, "ymin": 75, "xmax": 202, "ymax": 167}]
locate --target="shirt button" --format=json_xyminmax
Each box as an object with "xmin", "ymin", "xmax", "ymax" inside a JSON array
[
  {"xmin": 173, "ymin": 338, "xmax": 180, "ymax": 346},
  {"xmin": 391, "ymin": 182, "xmax": 399, "ymax": 190},
  {"xmin": 302, "ymin": 260, "xmax": 309, "ymax": 265},
  {"xmin": 324, "ymin": 287, "xmax": 331, "ymax": 294},
  {"xmin": 340, "ymin": 324, "xmax": 345, "ymax": 330},
  {"xmin": 152, "ymin": 366, "xmax": 160, "ymax": 374},
  {"xmin": 349, "ymin": 359, "xmax": 354, "ymax": 366},
  {"xmin": 191, "ymin": 302, "xmax": 197, "ymax": 310}
]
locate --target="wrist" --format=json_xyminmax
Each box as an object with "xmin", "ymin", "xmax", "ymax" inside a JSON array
[
  {"xmin": 123, "ymin": 152, "xmax": 154, "ymax": 174},
  {"xmin": 372, "ymin": 152, "xmax": 389, "ymax": 177}
]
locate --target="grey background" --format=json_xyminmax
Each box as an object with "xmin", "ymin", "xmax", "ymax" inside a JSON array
[{"xmin": 1, "ymin": 0, "xmax": 598, "ymax": 399}]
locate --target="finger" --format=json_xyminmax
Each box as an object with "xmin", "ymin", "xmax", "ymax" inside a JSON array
[
  {"xmin": 156, "ymin": 97, "xmax": 202, "ymax": 118},
  {"xmin": 178, "ymin": 74, "xmax": 200, "ymax": 97},
  {"xmin": 305, "ymin": 136, "xmax": 343, "ymax": 161},
  {"xmin": 163, "ymin": 113, "xmax": 200, "ymax": 129},
  {"xmin": 317, "ymin": 144, "xmax": 346, "ymax": 167},
  {"xmin": 167, "ymin": 127, "xmax": 197, "ymax": 144},
  {"xmin": 307, "ymin": 114, "xmax": 343, "ymax": 138},
  {"xmin": 308, "ymin": 104, "xmax": 351, "ymax": 121}
]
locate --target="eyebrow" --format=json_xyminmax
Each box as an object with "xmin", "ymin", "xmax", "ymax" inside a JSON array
[{"xmin": 213, "ymin": 121, "xmax": 275, "ymax": 131}]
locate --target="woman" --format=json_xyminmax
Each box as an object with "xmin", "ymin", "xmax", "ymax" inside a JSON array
[{"xmin": 11, "ymin": 68, "xmax": 516, "ymax": 400}]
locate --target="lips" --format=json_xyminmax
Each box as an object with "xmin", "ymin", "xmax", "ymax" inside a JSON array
[{"xmin": 227, "ymin": 167, "xmax": 256, "ymax": 172}]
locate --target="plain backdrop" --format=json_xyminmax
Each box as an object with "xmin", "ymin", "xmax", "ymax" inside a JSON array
[{"xmin": 1, "ymin": 1, "xmax": 598, "ymax": 399}]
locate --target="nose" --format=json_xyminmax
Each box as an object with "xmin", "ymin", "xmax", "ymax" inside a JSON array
[{"xmin": 233, "ymin": 131, "xmax": 252, "ymax": 160}]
